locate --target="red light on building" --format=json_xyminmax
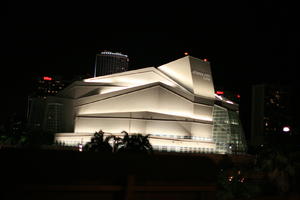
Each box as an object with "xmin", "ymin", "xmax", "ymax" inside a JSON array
[
  {"xmin": 203, "ymin": 58, "xmax": 208, "ymax": 62},
  {"xmin": 216, "ymin": 91, "xmax": 224, "ymax": 95},
  {"xmin": 43, "ymin": 76, "xmax": 52, "ymax": 81},
  {"xmin": 237, "ymin": 94, "xmax": 241, "ymax": 98}
]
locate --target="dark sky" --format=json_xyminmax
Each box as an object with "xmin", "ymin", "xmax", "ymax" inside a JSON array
[{"xmin": 1, "ymin": 1, "xmax": 299, "ymax": 135}]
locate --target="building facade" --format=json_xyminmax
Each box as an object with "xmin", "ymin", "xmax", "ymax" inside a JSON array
[
  {"xmin": 39, "ymin": 56, "xmax": 246, "ymax": 154},
  {"xmin": 27, "ymin": 76, "xmax": 67, "ymax": 131},
  {"xmin": 251, "ymin": 84, "xmax": 294, "ymax": 146},
  {"xmin": 94, "ymin": 51, "xmax": 129, "ymax": 77},
  {"xmin": 33, "ymin": 76, "xmax": 65, "ymax": 99}
]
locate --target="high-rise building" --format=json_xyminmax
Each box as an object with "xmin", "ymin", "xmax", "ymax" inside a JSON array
[
  {"xmin": 251, "ymin": 84, "xmax": 293, "ymax": 146},
  {"xmin": 27, "ymin": 76, "xmax": 67, "ymax": 131},
  {"xmin": 94, "ymin": 51, "xmax": 129, "ymax": 77},
  {"xmin": 34, "ymin": 76, "xmax": 66, "ymax": 99}
]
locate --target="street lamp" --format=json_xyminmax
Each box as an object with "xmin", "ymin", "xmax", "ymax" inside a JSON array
[{"xmin": 283, "ymin": 126, "xmax": 290, "ymax": 133}]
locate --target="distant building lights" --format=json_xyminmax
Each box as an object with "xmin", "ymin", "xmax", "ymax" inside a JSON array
[
  {"xmin": 203, "ymin": 58, "xmax": 208, "ymax": 62},
  {"xmin": 101, "ymin": 51, "xmax": 128, "ymax": 57},
  {"xmin": 216, "ymin": 91, "xmax": 224, "ymax": 95},
  {"xmin": 184, "ymin": 52, "xmax": 189, "ymax": 56},
  {"xmin": 237, "ymin": 94, "xmax": 241, "ymax": 98},
  {"xmin": 43, "ymin": 76, "xmax": 52, "ymax": 81},
  {"xmin": 283, "ymin": 126, "xmax": 290, "ymax": 132}
]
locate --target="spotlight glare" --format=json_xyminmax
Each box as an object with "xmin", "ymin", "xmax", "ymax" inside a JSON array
[{"xmin": 283, "ymin": 126, "xmax": 290, "ymax": 132}]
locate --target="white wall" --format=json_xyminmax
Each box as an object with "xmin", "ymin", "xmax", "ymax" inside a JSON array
[
  {"xmin": 76, "ymin": 85, "xmax": 213, "ymax": 122},
  {"xmin": 76, "ymin": 86, "xmax": 159, "ymax": 115},
  {"xmin": 158, "ymin": 56, "xmax": 194, "ymax": 93},
  {"xmin": 158, "ymin": 56, "xmax": 215, "ymax": 100},
  {"xmin": 74, "ymin": 117, "xmax": 213, "ymax": 139}
]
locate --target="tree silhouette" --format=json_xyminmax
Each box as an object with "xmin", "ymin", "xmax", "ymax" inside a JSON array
[
  {"xmin": 84, "ymin": 130, "xmax": 113, "ymax": 152},
  {"xmin": 83, "ymin": 130, "xmax": 153, "ymax": 154},
  {"xmin": 116, "ymin": 131, "xmax": 153, "ymax": 154}
]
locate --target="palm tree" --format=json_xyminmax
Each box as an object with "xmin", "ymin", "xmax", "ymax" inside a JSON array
[
  {"xmin": 84, "ymin": 130, "xmax": 113, "ymax": 152},
  {"xmin": 116, "ymin": 131, "xmax": 153, "ymax": 154}
]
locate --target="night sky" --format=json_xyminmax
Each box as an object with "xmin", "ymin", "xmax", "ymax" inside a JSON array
[{"xmin": 1, "ymin": 2, "xmax": 299, "ymax": 137}]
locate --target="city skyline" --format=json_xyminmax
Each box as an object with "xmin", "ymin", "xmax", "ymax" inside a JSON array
[
  {"xmin": 2, "ymin": 2, "xmax": 299, "ymax": 140},
  {"xmin": 2, "ymin": 3, "xmax": 300, "ymax": 199}
]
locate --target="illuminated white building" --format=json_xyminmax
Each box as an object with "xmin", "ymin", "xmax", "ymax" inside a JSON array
[{"xmin": 52, "ymin": 56, "xmax": 246, "ymax": 154}]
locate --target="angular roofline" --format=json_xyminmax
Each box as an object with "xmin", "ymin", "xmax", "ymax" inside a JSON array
[
  {"xmin": 84, "ymin": 67, "xmax": 157, "ymax": 81},
  {"xmin": 74, "ymin": 81, "xmax": 214, "ymax": 108},
  {"xmin": 59, "ymin": 66, "xmax": 193, "ymax": 98}
]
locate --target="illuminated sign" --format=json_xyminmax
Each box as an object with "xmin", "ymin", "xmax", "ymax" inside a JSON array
[
  {"xmin": 192, "ymin": 70, "xmax": 211, "ymax": 81},
  {"xmin": 43, "ymin": 76, "xmax": 52, "ymax": 81}
]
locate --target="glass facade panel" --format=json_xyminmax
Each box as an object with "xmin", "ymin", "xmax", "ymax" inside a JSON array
[
  {"xmin": 228, "ymin": 110, "xmax": 247, "ymax": 154},
  {"xmin": 212, "ymin": 105, "xmax": 231, "ymax": 154},
  {"xmin": 212, "ymin": 105, "xmax": 247, "ymax": 154}
]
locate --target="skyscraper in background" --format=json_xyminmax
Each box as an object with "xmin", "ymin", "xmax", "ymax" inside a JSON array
[
  {"xmin": 94, "ymin": 51, "xmax": 129, "ymax": 77},
  {"xmin": 26, "ymin": 76, "xmax": 67, "ymax": 132},
  {"xmin": 251, "ymin": 84, "xmax": 294, "ymax": 146},
  {"xmin": 34, "ymin": 76, "xmax": 65, "ymax": 99}
]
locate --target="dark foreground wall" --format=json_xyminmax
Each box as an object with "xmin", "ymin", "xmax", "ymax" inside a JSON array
[{"xmin": 1, "ymin": 149, "xmax": 218, "ymax": 200}]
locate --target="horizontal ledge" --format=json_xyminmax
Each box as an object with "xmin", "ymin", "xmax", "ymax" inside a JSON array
[{"xmin": 76, "ymin": 115, "xmax": 213, "ymax": 124}]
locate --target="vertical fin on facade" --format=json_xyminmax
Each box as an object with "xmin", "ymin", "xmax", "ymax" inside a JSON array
[{"xmin": 189, "ymin": 56, "xmax": 215, "ymax": 99}]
